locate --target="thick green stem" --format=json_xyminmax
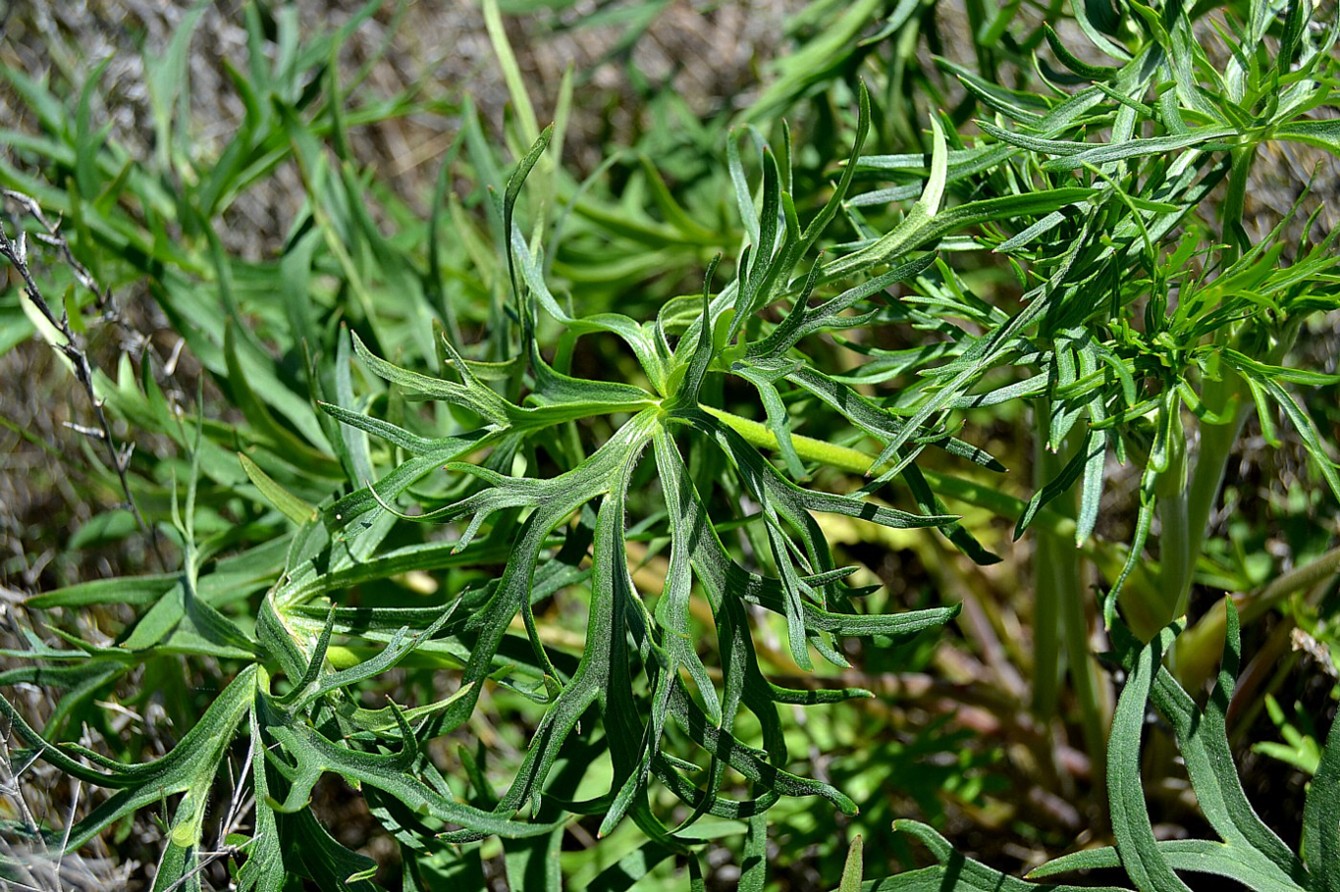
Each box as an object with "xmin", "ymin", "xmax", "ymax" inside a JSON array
[
  {"xmin": 1180, "ymin": 363, "xmax": 1249, "ymax": 617},
  {"xmin": 1185, "ymin": 402, "xmax": 1245, "ymax": 564},
  {"xmin": 1169, "ymin": 328, "xmax": 1300, "ymax": 650}
]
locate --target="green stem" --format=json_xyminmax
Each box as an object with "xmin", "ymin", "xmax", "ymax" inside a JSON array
[
  {"xmin": 1173, "ymin": 325, "xmax": 1299, "ymax": 642},
  {"xmin": 1181, "ymin": 362, "xmax": 1249, "ymax": 614},
  {"xmin": 1185, "ymin": 387, "xmax": 1245, "ymax": 562},
  {"xmin": 701, "ymin": 404, "xmax": 1079, "ymax": 540}
]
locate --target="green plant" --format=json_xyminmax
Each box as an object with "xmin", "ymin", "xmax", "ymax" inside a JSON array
[{"xmin": 2, "ymin": 0, "xmax": 1339, "ymax": 889}]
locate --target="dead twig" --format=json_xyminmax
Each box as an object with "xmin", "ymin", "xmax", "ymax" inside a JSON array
[{"xmin": 0, "ymin": 189, "xmax": 163, "ymax": 567}]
